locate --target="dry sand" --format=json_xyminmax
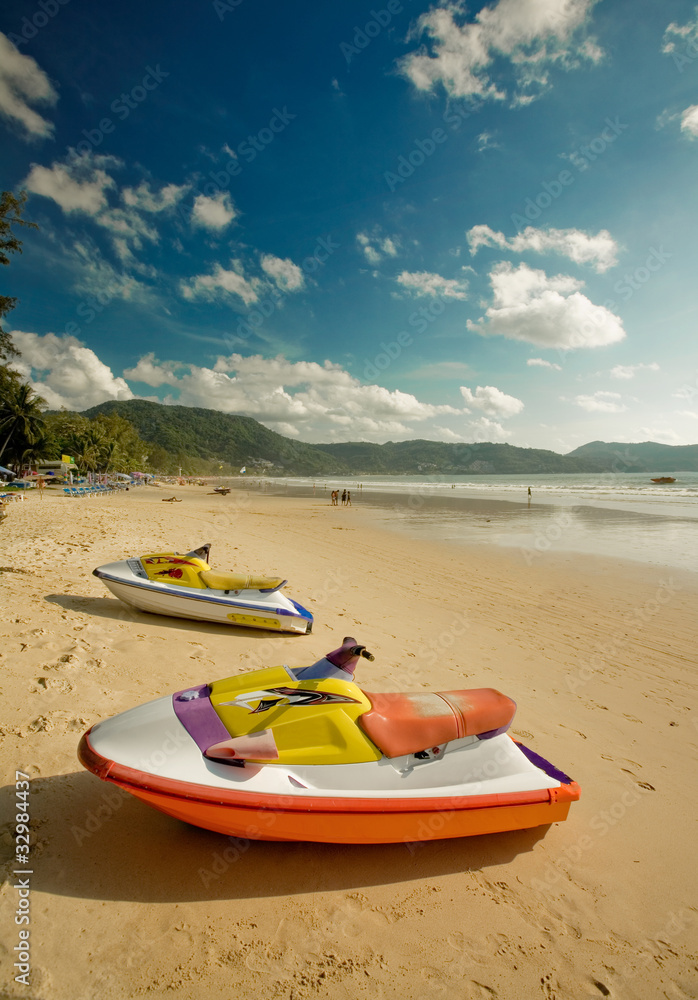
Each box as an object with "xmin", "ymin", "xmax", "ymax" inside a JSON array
[{"xmin": 1, "ymin": 484, "xmax": 696, "ymax": 999}]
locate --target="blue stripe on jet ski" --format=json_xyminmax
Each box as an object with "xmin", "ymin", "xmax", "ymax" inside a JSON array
[{"xmin": 94, "ymin": 571, "xmax": 311, "ymax": 619}]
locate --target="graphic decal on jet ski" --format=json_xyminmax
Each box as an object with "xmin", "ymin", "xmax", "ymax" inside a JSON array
[{"xmin": 221, "ymin": 686, "xmax": 361, "ymax": 714}]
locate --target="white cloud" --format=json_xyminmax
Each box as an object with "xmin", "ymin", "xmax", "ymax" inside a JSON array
[
  {"xmin": 9, "ymin": 331, "xmax": 134, "ymax": 410},
  {"xmin": 680, "ymin": 104, "xmax": 698, "ymax": 137},
  {"xmin": 466, "ymin": 416, "xmax": 510, "ymax": 441},
  {"xmin": 123, "ymin": 352, "xmax": 463, "ymax": 442},
  {"xmin": 469, "ymin": 261, "xmax": 625, "ymax": 349},
  {"xmin": 0, "ymin": 33, "xmax": 58, "ymax": 139},
  {"xmin": 399, "ymin": 0, "xmax": 601, "ymax": 105},
  {"xmin": 260, "ymin": 254, "xmax": 305, "ymax": 292},
  {"xmin": 638, "ymin": 426, "xmax": 684, "ymax": 445},
  {"xmin": 24, "ymin": 153, "xmax": 188, "ymax": 264},
  {"xmin": 24, "ymin": 151, "xmax": 118, "ymax": 214},
  {"xmin": 467, "ymin": 224, "xmax": 618, "ymax": 272},
  {"xmin": 405, "ymin": 361, "xmax": 473, "ymax": 379},
  {"xmin": 357, "ymin": 231, "xmax": 399, "ymax": 265},
  {"xmin": 180, "ymin": 261, "xmax": 261, "ymax": 305},
  {"xmin": 122, "ymin": 181, "xmax": 188, "ymax": 213},
  {"xmin": 610, "ymin": 362, "xmax": 660, "ymax": 380},
  {"xmin": 68, "ymin": 240, "xmax": 151, "ymax": 302},
  {"xmin": 662, "ymin": 10, "xmax": 698, "ymax": 55},
  {"xmin": 396, "ymin": 270, "xmax": 469, "ymax": 300},
  {"xmin": 460, "ymin": 384, "xmax": 524, "ymax": 417},
  {"xmin": 574, "ymin": 390, "xmax": 626, "ymax": 413},
  {"xmin": 527, "ymin": 358, "xmax": 561, "ymax": 370},
  {"xmin": 191, "ymin": 191, "xmax": 237, "ymax": 230}
]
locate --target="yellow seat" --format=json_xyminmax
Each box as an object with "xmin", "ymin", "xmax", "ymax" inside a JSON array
[{"xmin": 199, "ymin": 570, "xmax": 286, "ymax": 592}]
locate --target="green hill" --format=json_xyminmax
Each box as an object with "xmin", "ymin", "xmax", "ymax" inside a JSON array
[
  {"xmin": 83, "ymin": 400, "xmax": 348, "ymax": 475},
  {"xmin": 315, "ymin": 439, "xmax": 601, "ymax": 475},
  {"xmin": 566, "ymin": 440, "xmax": 698, "ymax": 473},
  {"xmin": 82, "ymin": 401, "xmax": 698, "ymax": 476}
]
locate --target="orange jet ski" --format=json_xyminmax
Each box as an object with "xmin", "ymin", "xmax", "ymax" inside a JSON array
[{"xmin": 78, "ymin": 639, "xmax": 580, "ymax": 844}]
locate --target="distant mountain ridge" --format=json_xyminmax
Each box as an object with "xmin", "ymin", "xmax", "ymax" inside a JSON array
[
  {"xmin": 566, "ymin": 440, "xmax": 698, "ymax": 472},
  {"xmin": 84, "ymin": 400, "xmax": 698, "ymax": 475}
]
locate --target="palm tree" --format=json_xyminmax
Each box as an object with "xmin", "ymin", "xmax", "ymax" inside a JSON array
[{"xmin": 0, "ymin": 381, "xmax": 46, "ymax": 466}]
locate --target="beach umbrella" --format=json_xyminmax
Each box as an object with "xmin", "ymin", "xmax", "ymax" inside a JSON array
[{"xmin": 0, "ymin": 465, "xmax": 16, "ymax": 480}]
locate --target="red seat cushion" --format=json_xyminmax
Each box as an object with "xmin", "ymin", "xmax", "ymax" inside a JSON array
[{"xmin": 359, "ymin": 688, "xmax": 516, "ymax": 758}]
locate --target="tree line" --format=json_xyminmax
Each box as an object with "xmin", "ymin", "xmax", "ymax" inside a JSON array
[{"xmin": 0, "ymin": 190, "xmax": 153, "ymax": 476}]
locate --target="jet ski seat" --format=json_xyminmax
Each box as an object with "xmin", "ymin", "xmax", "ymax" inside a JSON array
[
  {"xmin": 359, "ymin": 688, "xmax": 516, "ymax": 758},
  {"xmin": 199, "ymin": 570, "xmax": 286, "ymax": 593}
]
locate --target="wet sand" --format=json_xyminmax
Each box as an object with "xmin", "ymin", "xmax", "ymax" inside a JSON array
[{"xmin": 1, "ymin": 484, "xmax": 696, "ymax": 999}]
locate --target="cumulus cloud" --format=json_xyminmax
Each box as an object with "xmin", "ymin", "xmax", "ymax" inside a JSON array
[
  {"xmin": 9, "ymin": 331, "xmax": 134, "ymax": 410},
  {"xmin": 122, "ymin": 181, "xmax": 188, "ymax": 213},
  {"xmin": 468, "ymin": 261, "xmax": 625, "ymax": 349},
  {"xmin": 123, "ymin": 352, "xmax": 463, "ymax": 442},
  {"xmin": 24, "ymin": 152, "xmax": 188, "ymax": 264},
  {"xmin": 662, "ymin": 9, "xmax": 698, "ymax": 56},
  {"xmin": 68, "ymin": 240, "xmax": 151, "ymax": 302},
  {"xmin": 466, "ymin": 416, "xmax": 510, "ymax": 441},
  {"xmin": 396, "ymin": 270, "xmax": 469, "ymax": 300},
  {"xmin": 24, "ymin": 151, "xmax": 118, "ymax": 214},
  {"xmin": 398, "ymin": 0, "xmax": 602, "ymax": 106},
  {"xmin": 357, "ymin": 231, "xmax": 399, "ymax": 265},
  {"xmin": 610, "ymin": 362, "xmax": 659, "ymax": 379},
  {"xmin": 680, "ymin": 104, "xmax": 698, "ymax": 137},
  {"xmin": 527, "ymin": 358, "xmax": 561, "ymax": 370},
  {"xmin": 0, "ymin": 33, "xmax": 58, "ymax": 139},
  {"xmin": 467, "ymin": 224, "xmax": 619, "ymax": 272},
  {"xmin": 260, "ymin": 254, "xmax": 305, "ymax": 292},
  {"xmin": 460, "ymin": 384, "xmax": 523, "ymax": 417},
  {"xmin": 574, "ymin": 390, "xmax": 626, "ymax": 413},
  {"xmin": 180, "ymin": 261, "xmax": 261, "ymax": 305},
  {"xmin": 191, "ymin": 191, "xmax": 237, "ymax": 230}
]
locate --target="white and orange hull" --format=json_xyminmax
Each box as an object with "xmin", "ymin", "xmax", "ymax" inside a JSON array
[{"xmin": 78, "ymin": 693, "xmax": 579, "ymax": 844}]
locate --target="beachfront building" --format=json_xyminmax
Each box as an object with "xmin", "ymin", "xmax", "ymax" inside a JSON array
[{"xmin": 34, "ymin": 457, "xmax": 79, "ymax": 480}]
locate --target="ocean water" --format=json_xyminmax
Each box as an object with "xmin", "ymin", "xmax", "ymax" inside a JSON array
[{"xmin": 255, "ymin": 472, "xmax": 698, "ymax": 574}]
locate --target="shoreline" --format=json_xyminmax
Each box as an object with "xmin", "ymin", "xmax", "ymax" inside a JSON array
[
  {"xmin": 1, "ymin": 486, "xmax": 696, "ymax": 999},
  {"xmin": 225, "ymin": 478, "xmax": 698, "ymax": 575}
]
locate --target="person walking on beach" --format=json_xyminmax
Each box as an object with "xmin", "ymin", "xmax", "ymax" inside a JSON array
[
  {"xmin": 341, "ymin": 489, "xmax": 347, "ymax": 506},
  {"xmin": 527, "ymin": 486, "xmax": 532, "ymax": 502},
  {"xmin": 346, "ymin": 490, "xmax": 351, "ymax": 506},
  {"xmin": 331, "ymin": 490, "xmax": 338, "ymax": 506}
]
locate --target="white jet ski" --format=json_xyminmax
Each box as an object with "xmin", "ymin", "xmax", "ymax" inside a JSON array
[{"xmin": 92, "ymin": 544, "xmax": 312, "ymax": 633}]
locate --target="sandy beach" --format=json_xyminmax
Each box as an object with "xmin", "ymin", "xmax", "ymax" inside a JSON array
[{"xmin": 1, "ymin": 484, "xmax": 696, "ymax": 999}]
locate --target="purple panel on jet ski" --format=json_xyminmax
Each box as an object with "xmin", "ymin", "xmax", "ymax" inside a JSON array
[
  {"xmin": 516, "ymin": 742, "xmax": 573, "ymax": 785},
  {"xmin": 172, "ymin": 684, "xmax": 229, "ymax": 753}
]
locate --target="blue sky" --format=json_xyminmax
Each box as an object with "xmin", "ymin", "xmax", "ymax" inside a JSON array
[{"xmin": 2, "ymin": 0, "xmax": 697, "ymax": 449}]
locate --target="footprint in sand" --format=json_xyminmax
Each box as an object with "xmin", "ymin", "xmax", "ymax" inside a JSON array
[
  {"xmin": 620, "ymin": 767, "xmax": 655, "ymax": 790},
  {"xmin": 540, "ymin": 972, "xmax": 558, "ymax": 998}
]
